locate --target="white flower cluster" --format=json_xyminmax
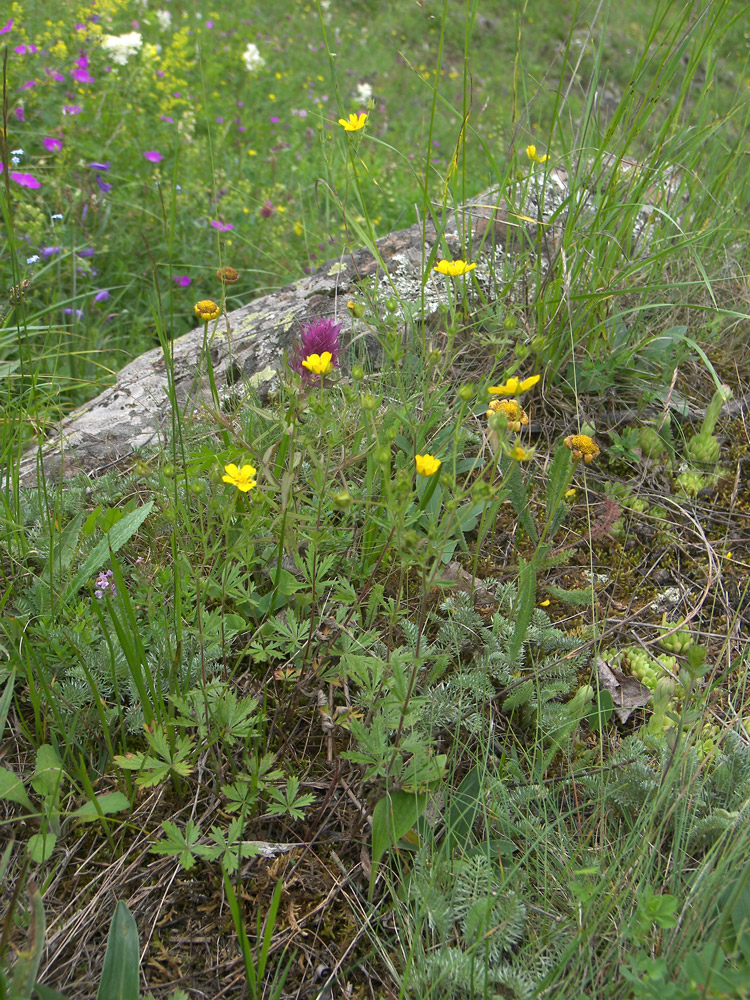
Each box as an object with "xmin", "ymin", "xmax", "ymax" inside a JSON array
[
  {"xmin": 155, "ymin": 9, "xmax": 172, "ymax": 30},
  {"xmin": 242, "ymin": 42, "xmax": 265, "ymax": 73},
  {"xmin": 354, "ymin": 81, "xmax": 373, "ymax": 104},
  {"xmin": 101, "ymin": 31, "xmax": 143, "ymax": 66}
]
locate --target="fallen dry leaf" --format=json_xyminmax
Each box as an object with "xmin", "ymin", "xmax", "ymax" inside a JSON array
[{"xmin": 597, "ymin": 656, "xmax": 652, "ymax": 723}]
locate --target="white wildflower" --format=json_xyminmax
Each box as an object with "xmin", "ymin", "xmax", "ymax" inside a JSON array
[
  {"xmin": 155, "ymin": 9, "xmax": 171, "ymax": 30},
  {"xmin": 101, "ymin": 31, "xmax": 143, "ymax": 66},
  {"xmin": 26, "ymin": 255, "xmax": 40, "ymax": 264},
  {"xmin": 242, "ymin": 42, "xmax": 265, "ymax": 73},
  {"xmin": 354, "ymin": 81, "xmax": 373, "ymax": 103}
]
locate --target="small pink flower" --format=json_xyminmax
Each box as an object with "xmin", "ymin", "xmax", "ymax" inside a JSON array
[
  {"xmin": 0, "ymin": 18, "xmax": 13, "ymax": 33},
  {"xmin": 43, "ymin": 137, "xmax": 63, "ymax": 152},
  {"xmin": 21, "ymin": 80, "xmax": 36, "ymax": 90},
  {"xmin": 63, "ymin": 104, "xmax": 83, "ymax": 115},
  {"xmin": 210, "ymin": 220, "xmax": 233, "ymax": 232},
  {"xmin": 10, "ymin": 172, "xmax": 41, "ymax": 189},
  {"xmin": 173, "ymin": 274, "xmax": 192, "ymax": 287},
  {"xmin": 143, "ymin": 150, "xmax": 164, "ymax": 163},
  {"xmin": 14, "ymin": 106, "xmax": 24, "ymax": 122}
]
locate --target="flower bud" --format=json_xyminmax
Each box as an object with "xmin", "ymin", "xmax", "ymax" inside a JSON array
[
  {"xmin": 361, "ymin": 393, "xmax": 378, "ymax": 411},
  {"xmin": 458, "ymin": 383, "xmax": 474, "ymax": 401},
  {"xmin": 352, "ymin": 364, "xmax": 365, "ymax": 381},
  {"xmin": 333, "ymin": 489, "xmax": 353, "ymax": 510},
  {"xmin": 375, "ymin": 445, "xmax": 391, "ymax": 465}
]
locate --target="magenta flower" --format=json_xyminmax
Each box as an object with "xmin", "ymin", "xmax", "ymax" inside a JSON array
[
  {"xmin": 43, "ymin": 137, "xmax": 63, "ymax": 152},
  {"xmin": 14, "ymin": 43, "xmax": 36, "ymax": 54},
  {"xmin": 260, "ymin": 199, "xmax": 275, "ymax": 218},
  {"xmin": 173, "ymin": 275, "xmax": 192, "ymax": 287},
  {"xmin": 21, "ymin": 80, "xmax": 36, "ymax": 90},
  {"xmin": 10, "ymin": 172, "xmax": 41, "ymax": 189},
  {"xmin": 0, "ymin": 18, "xmax": 13, "ymax": 33},
  {"xmin": 72, "ymin": 66, "xmax": 94, "ymax": 83},
  {"xmin": 143, "ymin": 150, "xmax": 164, "ymax": 163},
  {"xmin": 210, "ymin": 220, "xmax": 233, "ymax": 232},
  {"xmin": 49, "ymin": 70, "xmax": 65, "ymax": 82},
  {"xmin": 63, "ymin": 105, "xmax": 83, "ymax": 115},
  {"xmin": 14, "ymin": 106, "xmax": 24, "ymax": 122},
  {"xmin": 292, "ymin": 317, "xmax": 342, "ymax": 382}
]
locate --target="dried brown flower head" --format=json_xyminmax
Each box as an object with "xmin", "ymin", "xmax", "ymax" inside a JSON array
[{"xmin": 216, "ymin": 266, "xmax": 239, "ymax": 284}]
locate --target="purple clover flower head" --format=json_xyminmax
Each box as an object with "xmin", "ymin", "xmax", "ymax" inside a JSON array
[
  {"xmin": 292, "ymin": 317, "xmax": 342, "ymax": 382},
  {"xmin": 94, "ymin": 568, "xmax": 116, "ymax": 599},
  {"xmin": 260, "ymin": 199, "xmax": 275, "ymax": 218},
  {"xmin": 143, "ymin": 150, "xmax": 164, "ymax": 163},
  {"xmin": 43, "ymin": 137, "xmax": 63, "ymax": 152}
]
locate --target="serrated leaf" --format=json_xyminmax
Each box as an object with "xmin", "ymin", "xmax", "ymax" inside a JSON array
[{"xmin": 63, "ymin": 501, "xmax": 154, "ymax": 603}]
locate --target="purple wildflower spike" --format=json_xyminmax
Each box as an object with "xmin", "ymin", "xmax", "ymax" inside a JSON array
[{"xmin": 292, "ymin": 317, "xmax": 342, "ymax": 382}]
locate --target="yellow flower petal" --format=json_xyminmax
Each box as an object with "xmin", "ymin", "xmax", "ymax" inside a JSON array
[
  {"xmin": 338, "ymin": 112, "xmax": 367, "ymax": 131},
  {"xmin": 415, "ymin": 453, "xmax": 441, "ymax": 477}
]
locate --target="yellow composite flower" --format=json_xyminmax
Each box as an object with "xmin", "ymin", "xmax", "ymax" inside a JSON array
[
  {"xmin": 564, "ymin": 434, "xmax": 601, "ymax": 464},
  {"xmin": 488, "ymin": 374, "xmax": 541, "ymax": 396},
  {"xmin": 526, "ymin": 144, "xmax": 549, "ymax": 164},
  {"xmin": 222, "ymin": 463, "xmax": 258, "ymax": 492},
  {"xmin": 194, "ymin": 299, "xmax": 221, "ymax": 322},
  {"xmin": 415, "ymin": 453, "xmax": 441, "ymax": 477},
  {"xmin": 509, "ymin": 444, "xmax": 533, "ymax": 462},
  {"xmin": 434, "ymin": 258, "xmax": 477, "ymax": 277},
  {"xmin": 301, "ymin": 351, "xmax": 333, "ymax": 376},
  {"xmin": 338, "ymin": 112, "xmax": 367, "ymax": 132},
  {"xmin": 486, "ymin": 398, "xmax": 529, "ymax": 433}
]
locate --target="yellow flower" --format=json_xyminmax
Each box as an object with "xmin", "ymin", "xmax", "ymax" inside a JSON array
[
  {"xmin": 564, "ymin": 434, "xmax": 601, "ymax": 464},
  {"xmin": 488, "ymin": 374, "xmax": 540, "ymax": 396},
  {"xmin": 301, "ymin": 352, "xmax": 333, "ymax": 376},
  {"xmin": 222, "ymin": 463, "xmax": 258, "ymax": 492},
  {"xmin": 434, "ymin": 258, "xmax": 477, "ymax": 277},
  {"xmin": 526, "ymin": 144, "xmax": 549, "ymax": 164},
  {"xmin": 194, "ymin": 299, "xmax": 220, "ymax": 322},
  {"xmin": 540, "ymin": 599, "xmax": 551, "ymax": 607},
  {"xmin": 509, "ymin": 444, "xmax": 533, "ymax": 462},
  {"xmin": 415, "ymin": 453, "xmax": 441, "ymax": 477},
  {"xmin": 486, "ymin": 398, "xmax": 529, "ymax": 433},
  {"xmin": 565, "ymin": 488, "xmax": 577, "ymax": 499},
  {"xmin": 338, "ymin": 112, "xmax": 367, "ymax": 132},
  {"xmin": 293, "ymin": 220, "xmax": 303, "ymax": 236}
]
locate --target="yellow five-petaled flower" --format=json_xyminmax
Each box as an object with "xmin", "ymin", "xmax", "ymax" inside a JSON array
[
  {"xmin": 488, "ymin": 374, "xmax": 541, "ymax": 396},
  {"xmin": 222, "ymin": 463, "xmax": 258, "ymax": 492},
  {"xmin": 434, "ymin": 259, "xmax": 477, "ymax": 277},
  {"xmin": 301, "ymin": 352, "xmax": 333, "ymax": 376},
  {"xmin": 194, "ymin": 299, "xmax": 221, "ymax": 322},
  {"xmin": 526, "ymin": 144, "xmax": 549, "ymax": 164},
  {"xmin": 338, "ymin": 112, "xmax": 367, "ymax": 132},
  {"xmin": 415, "ymin": 453, "xmax": 441, "ymax": 477}
]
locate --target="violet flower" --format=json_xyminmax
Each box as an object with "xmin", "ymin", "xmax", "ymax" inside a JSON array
[
  {"xmin": 173, "ymin": 275, "xmax": 191, "ymax": 287},
  {"xmin": 292, "ymin": 317, "xmax": 342, "ymax": 382},
  {"xmin": 43, "ymin": 137, "xmax": 63, "ymax": 152},
  {"xmin": 143, "ymin": 150, "xmax": 163, "ymax": 163},
  {"xmin": 210, "ymin": 220, "xmax": 233, "ymax": 231},
  {"xmin": 94, "ymin": 568, "xmax": 116, "ymax": 599}
]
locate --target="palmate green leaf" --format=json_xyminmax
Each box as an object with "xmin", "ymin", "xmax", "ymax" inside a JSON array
[
  {"xmin": 370, "ymin": 790, "xmax": 428, "ymax": 900},
  {"xmin": 150, "ymin": 820, "xmax": 202, "ymax": 870}
]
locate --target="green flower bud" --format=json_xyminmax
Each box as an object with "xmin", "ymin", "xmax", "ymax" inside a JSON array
[
  {"xmin": 163, "ymin": 462, "xmax": 176, "ymax": 479},
  {"xmin": 503, "ymin": 314, "xmax": 516, "ymax": 331},
  {"xmin": 352, "ymin": 364, "xmax": 365, "ymax": 381},
  {"xmin": 333, "ymin": 490, "xmax": 353, "ymax": 510},
  {"xmin": 514, "ymin": 343, "xmax": 530, "ymax": 361},
  {"xmin": 385, "ymin": 296, "xmax": 399, "ymax": 313},
  {"xmin": 458, "ymin": 383, "xmax": 474, "ymax": 401},
  {"xmin": 361, "ymin": 393, "xmax": 378, "ymax": 411},
  {"xmin": 375, "ymin": 445, "xmax": 391, "ymax": 465}
]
